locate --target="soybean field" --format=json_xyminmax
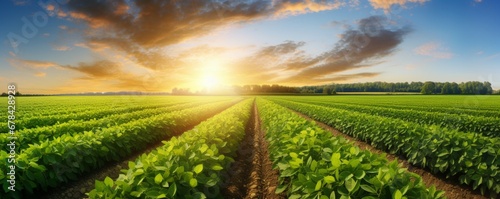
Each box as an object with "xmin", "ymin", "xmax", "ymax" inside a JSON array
[{"xmin": 1, "ymin": 95, "xmax": 499, "ymax": 199}]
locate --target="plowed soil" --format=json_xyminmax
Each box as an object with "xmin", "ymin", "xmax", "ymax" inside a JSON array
[{"xmin": 221, "ymin": 101, "xmax": 285, "ymax": 199}]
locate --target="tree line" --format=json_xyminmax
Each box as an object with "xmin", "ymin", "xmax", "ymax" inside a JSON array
[{"xmin": 233, "ymin": 81, "xmax": 495, "ymax": 95}]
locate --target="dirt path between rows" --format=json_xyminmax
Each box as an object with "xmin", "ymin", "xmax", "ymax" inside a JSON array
[
  {"xmin": 40, "ymin": 101, "xmax": 240, "ymax": 199},
  {"xmin": 222, "ymin": 100, "xmax": 285, "ymax": 199},
  {"xmin": 290, "ymin": 110, "xmax": 488, "ymax": 199}
]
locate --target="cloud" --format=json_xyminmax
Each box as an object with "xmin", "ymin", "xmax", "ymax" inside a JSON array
[
  {"xmin": 474, "ymin": 0, "xmax": 482, "ymax": 3},
  {"xmin": 11, "ymin": 0, "xmax": 30, "ymax": 6},
  {"xmin": 226, "ymin": 15, "xmax": 411, "ymax": 86},
  {"xmin": 74, "ymin": 41, "xmax": 110, "ymax": 51},
  {"xmin": 34, "ymin": 72, "xmax": 46, "ymax": 77},
  {"xmin": 315, "ymin": 72, "xmax": 381, "ymax": 82},
  {"xmin": 9, "ymin": 59, "xmax": 60, "ymax": 69},
  {"xmin": 62, "ymin": 0, "xmax": 320, "ymax": 47},
  {"xmin": 369, "ymin": 0, "xmax": 428, "ymax": 12},
  {"xmin": 328, "ymin": 20, "xmax": 351, "ymax": 29},
  {"xmin": 53, "ymin": 45, "xmax": 71, "ymax": 51},
  {"xmin": 280, "ymin": 15, "xmax": 411, "ymax": 84},
  {"xmin": 63, "ymin": 60, "xmax": 123, "ymax": 78},
  {"xmin": 273, "ymin": 0, "xmax": 344, "ymax": 16},
  {"xmin": 32, "ymin": 1, "xmax": 412, "ymax": 91},
  {"xmin": 414, "ymin": 42, "xmax": 453, "ymax": 59},
  {"xmin": 55, "ymin": 0, "xmax": 345, "ymax": 72}
]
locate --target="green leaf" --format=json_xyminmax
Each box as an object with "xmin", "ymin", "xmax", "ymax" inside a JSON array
[
  {"xmin": 331, "ymin": 153, "xmax": 341, "ymax": 168},
  {"xmin": 360, "ymin": 185, "xmax": 377, "ymax": 194},
  {"xmin": 155, "ymin": 173, "xmax": 163, "ymax": 184},
  {"xmin": 345, "ymin": 178, "xmax": 356, "ymax": 193},
  {"xmin": 276, "ymin": 184, "xmax": 287, "ymax": 194},
  {"xmin": 290, "ymin": 152, "xmax": 298, "ymax": 158},
  {"xmin": 315, "ymin": 180, "xmax": 322, "ymax": 191},
  {"xmin": 393, "ymin": 189, "xmax": 402, "ymax": 199},
  {"xmin": 133, "ymin": 169, "xmax": 144, "ymax": 177},
  {"xmin": 194, "ymin": 164, "xmax": 203, "ymax": 174},
  {"xmin": 349, "ymin": 147, "xmax": 359, "ymax": 155},
  {"xmin": 330, "ymin": 191, "xmax": 336, "ymax": 199},
  {"xmin": 167, "ymin": 182, "xmax": 177, "ymax": 197},
  {"xmin": 289, "ymin": 194, "xmax": 301, "ymax": 199},
  {"xmin": 211, "ymin": 164, "xmax": 223, "ymax": 171},
  {"xmin": 190, "ymin": 178, "xmax": 198, "ymax": 187},
  {"xmin": 104, "ymin": 177, "xmax": 113, "ymax": 187},
  {"xmin": 95, "ymin": 180, "xmax": 105, "ymax": 191},
  {"xmin": 324, "ymin": 176, "xmax": 336, "ymax": 184},
  {"xmin": 131, "ymin": 191, "xmax": 142, "ymax": 197},
  {"xmin": 311, "ymin": 160, "xmax": 318, "ymax": 171},
  {"xmin": 199, "ymin": 144, "xmax": 208, "ymax": 153}
]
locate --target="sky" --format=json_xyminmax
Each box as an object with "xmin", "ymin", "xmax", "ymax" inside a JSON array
[{"xmin": 1, "ymin": 0, "xmax": 499, "ymax": 94}]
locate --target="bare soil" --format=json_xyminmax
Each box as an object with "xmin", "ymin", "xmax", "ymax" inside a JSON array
[
  {"xmin": 221, "ymin": 101, "xmax": 285, "ymax": 199},
  {"xmin": 291, "ymin": 110, "xmax": 489, "ymax": 199}
]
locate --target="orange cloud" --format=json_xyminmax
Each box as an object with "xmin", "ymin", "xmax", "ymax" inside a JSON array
[
  {"xmin": 74, "ymin": 41, "xmax": 110, "ymax": 51},
  {"xmin": 46, "ymin": 4, "xmax": 55, "ymax": 11},
  {"xmin": 34, "ymin": 72, "xmax": 46, "ymax": 77},
  {"xmin": 369, "ymin": 0, "xmax": 428, "ymax": 12},
  {"xmin": 9, "ymin": 59, "xmax": 60, "ymax": 69},
  {"xmin": 274, "ymin": 0, "xmax": 343, "ymax": 16}
]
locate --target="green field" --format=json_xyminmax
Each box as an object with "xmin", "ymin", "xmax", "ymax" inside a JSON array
[{"xmin": 1, "ymin": 95, "xmax": 499, "ymax": 199}]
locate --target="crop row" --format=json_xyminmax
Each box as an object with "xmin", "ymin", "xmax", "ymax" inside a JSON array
[
  {"xmin": 270, "ymin": 98, "xmax": 500, "ymax": 196},
  {"xmin": 0, "ymin": 99, "xmax": 239, "ymax": 198},
  {"xmin": 1, "ymin": 96, "xmax": 196, "ymax": 117},
  {"xmin": 312, "ymin": 96, "xmax": 500, "ymax": 112},
  {"xmin": 286, "ymin": 98, "xmax": 500, "ymax": 137},
  {"xmin": 276, "ymin": 96, "xmax": 500, "ymax": 118},
  {"xmin": 0, "ymin": 100, "xmax": 228, "ymax": 152},
  {"xmin": 1, "ymin": 103, "xmax": 171, "ymax": 133},
  {"xmin": 257, "ymin": 99, "xmax": 443, "ymax": 199},
  {"xmin": 88, "ymin": 99, "xmax": 253, "ymax": 198}
]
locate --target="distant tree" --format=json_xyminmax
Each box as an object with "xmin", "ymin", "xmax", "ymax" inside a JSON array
[
  {"xmin": 441, "ymin": 82, "xmax": 452, "ymax": 94},
  {"xmin": 171, "ymin": 87, "xmax": 191, "ymax": 95},
  {"xmin": 484, "ymin": 81, "xmax": 493, "ymax": 94},
  {"xmin": 323, "ymin": 86, "xmax": 331, "ymax": 95},
  {"xmin": 1, "ymin": 93, "xmax": 7, "ymax": 96},
  {"xmin": 15, "ymin": 91, "xmax": 21, "ymax": 96},
  {"xmin": 421, "ymin": 81, "xmax": 436, "ymax": 94},
  {"xmin": 450, "ymin": 82, "xmax": 461, "ymax": 94}
]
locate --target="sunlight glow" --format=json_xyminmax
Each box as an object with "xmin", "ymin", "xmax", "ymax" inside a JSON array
[
  {"xmin": 201, "ymin": 75, "xmax": 219, "ymax": 89},
  {"xmin": 196, "ymin": 58, "xmax": 227, "ymax": 92}
]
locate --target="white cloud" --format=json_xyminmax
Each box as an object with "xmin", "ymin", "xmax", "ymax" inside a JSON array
[{"xmin": 414, "ymin": 42, "xmax": 453, "ymax": 59}]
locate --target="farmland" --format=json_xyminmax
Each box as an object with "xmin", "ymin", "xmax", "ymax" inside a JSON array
[{"xmin": 1, "ymin": 95, "xmax": 499, "ymax": 199}]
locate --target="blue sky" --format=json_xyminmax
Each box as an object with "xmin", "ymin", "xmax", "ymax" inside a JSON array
[{"xmin": 1, "ymin": 0, "xmax": 499, "ymax": 94}]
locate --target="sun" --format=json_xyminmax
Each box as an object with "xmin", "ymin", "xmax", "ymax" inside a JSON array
[{"xmin": 201, "ymin": 75, "xmax": 219, "ymax": 89}]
